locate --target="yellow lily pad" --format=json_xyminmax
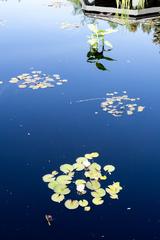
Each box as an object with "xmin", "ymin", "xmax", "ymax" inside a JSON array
[
  {"xmin": 51, "ymin": 193, "xmax": 64, "ymax": 203},
  {"xmin": 103, "ymin": 165, "xmax": 115, "ymax": 174},
  {"xmin": 86, "ymin": 180, "xmax": 101, "ymax": 190},
  {"xmin": 79, "ymin": 199, "xmax": 88, "ymax": 207},
  {"xmin": 64, "ymin": 200, "xmax": 79, "ymax": 210},
  {"xmin": 60, "ymin": 164, "xmax": 74, "ymax": 174},
  {"xmin": 92, "ymin": 197, "xmax": 104, "ymax": 205},
  {"xmin": 91, "ymin": 188, "xmax": 106, "ymax": 198},
  {"xmin": 84, "ymin": 206, "xmax": 91, "ymax": 211}
]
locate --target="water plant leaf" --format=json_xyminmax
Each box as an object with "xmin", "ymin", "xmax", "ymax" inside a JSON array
[
  {"xmin": 64, "ymin": 200, "xmax": 79, "ymax": 210},
  {"xmin": 48, "ymin": 180, "xmax": 58, "ymax": 190},
  {"xmin": 86, "ymin": 180, "xmax": 101, "ymax": 190},
  {"xmin": 76, "ymin": 157, "xmax": 87, "ymax": 164},
  {"xmin": 91, "ymin": 188, "xmax": 106, "ymax": 198},
  {"xmin": 84, "ymin": 153, "xmax": 93, "ymax": 160},
  {"xmin": 54, "ymin": 184, "xmax": 70, "ymax": 195},
  {"xmin": 79, "ymin": 199, "xmax": 88, "ymax": 207},
  {"xmin": 75, "ymin": 179, "xmax": 86, "ymax": 185},
  {"xmin": 91, "ymin": 152, "xmax": 99, "ymax": 158},
  {"xmin": 60, "ymin": 164, "xmax": 73, "ymax": 174},
  {"xmin": 138, "ymin": 106, "xmax": 145, "ymax": 112},
  {"xmin": 103, "ymin": 165, "xmax": 115, "ymax": 174},
  {"xmin": 92, "ymin": 197, "xmax": 104, "ymax": 205},
  {"xmin": 56, "ymin": 175, "xmax": 72, "ymax": 184},
  {"xmin": 84, "ymin": 206, "xmax": 91, "ymax": 211},
  {"xmin": 89, "ymin": 163, "xmax": 101, "ymax": 171},
  {"xmin": 51, "ymin": 193, "xmax": 64, "ymax": 203},
  {"xmin": 73, "ymin": 163, "xmax": 84, "ymax": 171},
  {"xmin": 51, "ymin": 171, "xmax": 58, "ymax": 176},
  {"xmin": 42, "ymin": 174, "xmax": 55, "ymax": 182}
]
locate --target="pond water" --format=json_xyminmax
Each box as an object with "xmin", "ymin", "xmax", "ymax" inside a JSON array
[{"xmin": 0, "ymin": 0, "xmax": 160, "ymax": 239}]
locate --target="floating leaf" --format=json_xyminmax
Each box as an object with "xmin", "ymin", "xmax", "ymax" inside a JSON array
[
  {"xmin": 73, "ymin": 163, "xmax": 84, "ymax": 171},
  {"xmin": 48, "ymin": 180, "xmax": 58, "ymax": 190},
  {"xmin": 103, "ymin": 165, "xmax": 115, "ymax": 174},
  {"xmin": 79, "ymin": 199, "xmax": 88, "ymax": 207},
  {"xmin": 60, "ymin": 164, "xmax": 73, "ymax": 174},
  {"xmin": 75, "ymin": 179, "xmax": 86, "ymax": 185},
  {"xmin": 89, "ymin": 163, "xmax": 101, "ymax": 171},
  {"xmin": 76, "ymin": 157, "xmax": 87, "ymax": 164},
  {"xmin": 56, "ymin": 175, "xmax": 72, "ymax": 185},
  {"xmin": 86, "ymin": 180, "xmax": 101, "ymax": 190},
  {"xmin": 42, "ymin": 174, "xmax": 54, "ymax": 183},
  {"xmin": 92, "ymin": 197, "xmax": 104, "ymax": 205},
  {"xmin": 138, "ymin": 106, "xmax": 145, "ymax": 112},
  {"xmin": 84, "ymin": 154, "xmax": 93, "ymax": 160},
  {"xmin": 91, "ymin": 152, "xmax": 99, "ymax": 158},
  {"xmin": 100, "ymin": 175, "xmax": 107, "ymax": 180},
  {"xmin": 54, "ymin": 184, "xmax": 70, "ymax": 195},
  {"xmin": 51, "ymin": 193, "xmax": 64, "ymax": 203},
  {"xmin": 51, "ymin": 171, "xmax": 58, "ymax": 176},
  {"xmin": 18, "ymin": 84, "xmax": 27, "ymax": 88},
  {"xmin": 91, "ymin": 188, "xmax": 106, "ymax": 198},
  {"xmin": 84, "ymin": 206, "xmax": 91, "ymax": 211},
  {"xmin": 64, "ymin": 200, "xmax": 79, "ymax": 210}
]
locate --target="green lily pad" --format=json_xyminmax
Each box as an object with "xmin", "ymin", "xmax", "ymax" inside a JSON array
[
  {"xmin": 60, "ymin": 164, "xmax": 73, "ymax": 174},
  {"xmin": 92, "ymin": 197, "xmax": 104, "ymax": 205},
  {"xmin": 79, "ymin": 199, "xmax": 88, "ymax": 207},
  {"xmin": 64, "ymin": 199, "xmax": 79, "ymax": 210},
  {"xmin": 51, "ymin": 193, "xmax": 64, "ymax": 203}
]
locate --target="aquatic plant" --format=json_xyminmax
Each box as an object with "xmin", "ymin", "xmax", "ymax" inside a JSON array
[
  {"xmin": 101, "ymin": 91, "xmax": 145, "ymax": 117},
  {"xmin": 42, "ymin": 152, "xmax": 123, "ymax": 211},
  {"xmin": 9, "ymin": 71, "xmax": 68, "ymax": 90},
  {"xmin": 87, "ymin": 24, "xmax": 116, "ymax": 71}
]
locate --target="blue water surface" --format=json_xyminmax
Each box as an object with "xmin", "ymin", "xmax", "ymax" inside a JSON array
[{"xmin": 0, "ymin": 0, "xmax": 160, "ymax": 239}]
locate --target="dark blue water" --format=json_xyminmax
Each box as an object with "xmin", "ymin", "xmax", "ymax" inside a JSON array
[{"xmin": 0, "ymin": 0, "xmax": 160, "ymax": 239}]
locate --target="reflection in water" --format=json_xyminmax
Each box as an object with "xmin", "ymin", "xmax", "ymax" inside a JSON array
[
  {"xmin": 87, "ymin": 24, "xmax": 116, "ymax": 70},
  {"xmin": 79, "ymin": 0, "xmax": 160, "ymax": 46}
]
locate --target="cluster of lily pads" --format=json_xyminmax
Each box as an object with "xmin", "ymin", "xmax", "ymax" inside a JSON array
[
  {"xmin": 42, "ymin": 152, "xmax": 122, "ymax": 211},
  {"xmin": 101, "ymin": 91, "xmax": 145, "ymax": 117},
  {"xmin": 9, "ymin": 71, "xmax": 68, "ymax": 90}
]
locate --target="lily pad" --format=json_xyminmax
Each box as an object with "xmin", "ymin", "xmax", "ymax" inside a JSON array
[
  {"xmin": 42, "ymin": 174, "xmax": 54, "ymax": 182},
  {"xmin": 92, "ymin": 197, "xmax": 104, "ymax": 205},
  {"xmin": 60, "ymin": 164, "xmax": 73, "ymax": 174},
  {"xmin": 86, "ymin": 180, "xmax": 101, "ymax": 190},
  {"xmin": 54, "ymin": 184, "xmax": 70, "ymax": 195},
  {"xmin": 64, "ymin": 200, "xmax": 79, "ymax": 210},
  {"xmin": 73, "ymin": 163, "xmax": 84, "ymax": 171},
  {"xmin": 84, "ymin": 206, "xmax": 91, "ymax": 211},
  {"xmin": 56, "ymin": 175, "xmax": 72, "ymax": 185},
  {"xmin": 79, "ymin": 199, "xmax": 88, "ymax": 207},
  {"xmin": 91, "ymin": 188, "xmax": 106, "ymax": 198},
  {"xmin": 51, "ymin": 193, "xmax": 64, "ymax": 203},
  {"xmin": 103, "ymin": 165, "xmax": 115, "ymax": 174}
]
